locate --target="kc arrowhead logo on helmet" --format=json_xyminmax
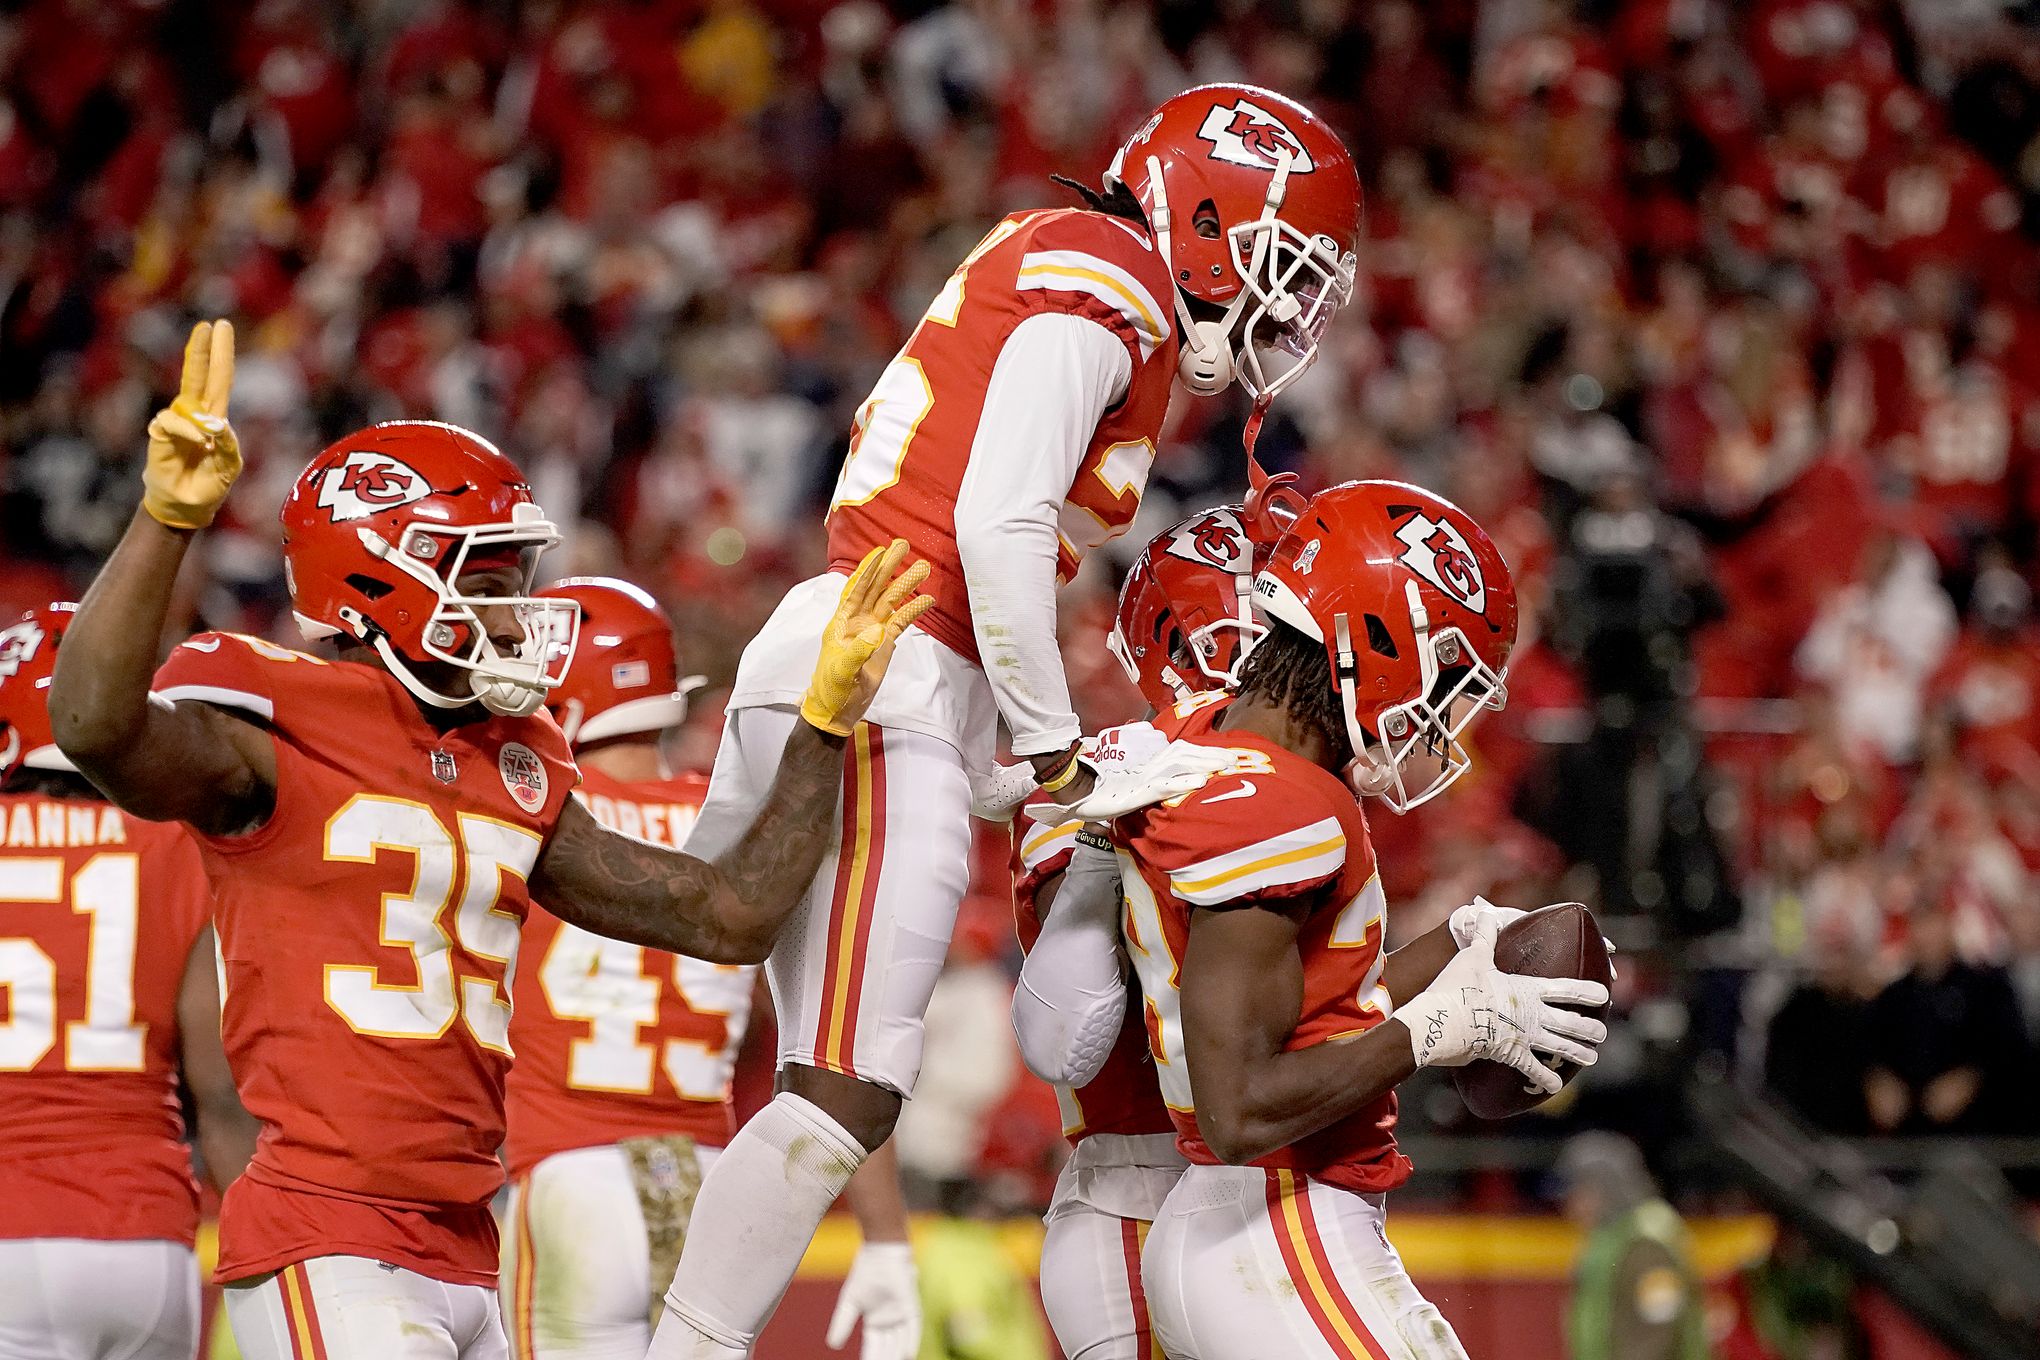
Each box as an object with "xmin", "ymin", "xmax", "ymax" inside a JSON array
[
  {"xmin": 1392, "ymin": 511, "xmax": 1487, "ymax": 616},
  {"xmin": 1196, "ymin": 99, "xmax": 1316, "ymax": 173},
  {"xmin": 315, "ymin": 450, "xmax": 433, "ymax": 522},
  {"xmin": 0, "ymin": 618, "xmax": 46, "ymax": 680},
  {"xmin": 1162, "ymin": 508, "xmax": 1253, "ymax": 573}
]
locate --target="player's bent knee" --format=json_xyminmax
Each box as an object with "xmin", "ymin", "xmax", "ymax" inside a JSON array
[{"xmin": 777, "ymin": 1063, "xmax": 901, "ymax": 1152}]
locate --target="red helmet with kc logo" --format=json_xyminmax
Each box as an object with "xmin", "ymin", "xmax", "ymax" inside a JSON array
[
  {"xmin": 537, "ymin": 577, "xmax": 705, "ymax": 748},
  {"xmin": 0, "ymin": 603, "xmax": 78, "ymax": 780},
  {"xmin": 280, "ymin": 421, "xmax": 578, "ymax": 717},
  {"xmin": 1252, "ymin": 481, "xmax": 1517, "ymax": 811},
  {"xmin": 1110, "ymin": 503, "xmax": 1280, "ymax": 710},
  {"xmin": 1107, "ymin": 83, "xmax": 1362, "ymax": 402}
]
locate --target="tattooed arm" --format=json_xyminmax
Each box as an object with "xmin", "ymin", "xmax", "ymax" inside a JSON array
[
  {"xmin": 536, "ymin": 538, "xmax": 931, "ymax": 962},
  {"xmin": 532, "ymin": 721, "xmax": 847, "ymax": 963}
]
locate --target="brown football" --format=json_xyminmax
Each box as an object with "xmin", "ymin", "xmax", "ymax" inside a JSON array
[{"xmin": 1452, "ymin": 903, "xmax": 1613, "ymax": 1121}]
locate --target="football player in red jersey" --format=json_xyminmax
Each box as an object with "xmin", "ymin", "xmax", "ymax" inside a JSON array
[
  {"xmin": 1008, "ymin": 501, "xmax": 1281, "ymax": 1360},
  {"xmin": 654, "ymin": 85, "xmax": 1363, "ymax": 1360},
  {"xmin": 0, "ymin": 602, "xmax": 257, "ymax": 1360},
  {"xmin": 46, "ymin": 321, "xmax": 932, "ymax": 1360},
  {"xmin": 500, "ymin": 577, "xmax": 918, "ymax": 1360},
  {"xmin": 1100, "ymin": 483, "xmax": 1611, "ymax": 1359}
]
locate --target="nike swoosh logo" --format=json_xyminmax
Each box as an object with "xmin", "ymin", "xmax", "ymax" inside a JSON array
[
  {"xmin": 182, "ymin": 637, "xmax": 222, "ymax": 652},
  {"xmin": 1204, "ymin": 780, "xmax": 1257, "ymax": 804}
]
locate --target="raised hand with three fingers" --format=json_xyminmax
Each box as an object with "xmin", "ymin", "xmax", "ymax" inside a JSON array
[{"xmin": 142, "ymin": 319, "xmax": 241, "ymax": 530}]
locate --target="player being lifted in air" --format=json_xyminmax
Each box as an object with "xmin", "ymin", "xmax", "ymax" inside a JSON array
[
  {"xmin": 0, "ymin": 602, "xmax": 256, "ymax": 1360},
  {"xmin": 1092, "ymin": 482, "xmax": 1611, "ymax": 1360},
  {"xmin": 649, "ymin": 83, "xmax": 1365, "ymax": 1359},
  {"xmin": 501, "ymin": 577, "xmax": 917, "ymax": 1360},
  {"xmin": 1009, "ymin": 499, "xmax": 1286, "ymax": 1360},
  {"xmin": 46, "ymin": 320, "xmax": 932, "ymax": 1360}
]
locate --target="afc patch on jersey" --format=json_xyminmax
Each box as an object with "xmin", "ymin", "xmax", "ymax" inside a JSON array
[
  {"xmin": 1197, "ymin": 98, "xmax": 1317, "ymax": 174},
  {"xmin": 315, "ymin": 450, "xmax": 433, "ymax": 521},
  {"xmin": 499, "ymin": 742, "xmax": 548, "ymax": 812},
  {"xmin": 1161, "ymin": 507, "xmax": 1253, "ymax": 575},
  {"xmin": 1392, "ymin": 509, "xmax": 1486, "ymax": 615}
]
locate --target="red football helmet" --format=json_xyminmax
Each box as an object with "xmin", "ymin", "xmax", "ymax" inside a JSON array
[
  {"xmin": 1107, "ymin": 83, "xmax": 1362, "ymax": 403},
  {"xmin": 0, "ymin": 603, "xmax": 78, "ymax": 779},
  {"xmin": 537, "ymin": 577, "xmax": 705, "ymax": 747},
  {"xmin": 1109, "ymin": 502, "xmax": 1284, "ymax": 709},
  {"xmin": 1253, "ymin": 481, "xmax": 1518, "ymax": 811},
  {"xmin": 279, "ymin": 421, "xmax": 578, "ymax": 717}
]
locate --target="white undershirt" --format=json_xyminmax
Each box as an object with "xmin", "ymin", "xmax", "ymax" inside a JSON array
[{"xmin": 954, "ymin": 312, "xmax": 1134, "ymax": 757}]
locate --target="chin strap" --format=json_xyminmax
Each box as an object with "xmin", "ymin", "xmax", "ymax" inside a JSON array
[
  {"xmin": 368, "ymin": 631, "xmax": 546, "ymax": 717},
  {"xmin": 1333, "ymin": 611, "xmax": 1395, "ymax": 798}
]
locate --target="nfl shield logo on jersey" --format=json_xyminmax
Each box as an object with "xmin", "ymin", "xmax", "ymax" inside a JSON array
[
  {"xmin": 315, "ymin": 450, "xmax": 433, "ymax": 522},
  {"xmin": 499, "ymin": 742, "xmax": 548, "ymax": 812},
  {"xmin": 430, "ymin": 750, "xmax": 458, "ymax": 784}
]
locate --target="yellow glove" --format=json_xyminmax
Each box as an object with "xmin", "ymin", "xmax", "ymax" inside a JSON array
[
  {"xmin": 143, "ymin": 319, "xmax": 242, "ymax": 529},
  {"xmin": 801, "ymin": 539, "xmax": 934, "ymax": 736}
]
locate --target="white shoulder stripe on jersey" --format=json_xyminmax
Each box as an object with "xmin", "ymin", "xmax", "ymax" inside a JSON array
[
  {"xmin": 1170, "ymin": 815, "xmax": 1347, "ymax": 906},
  {"xmin": 1019, "ymin": 819, "xmax": 1081, "ymax": 871},
  {"xmin": 152, "ymin": 684, "xmax": 274, "ymax": 721},
  {"xmin": 1016, "ymin": 249, "xmax": 1169, "ymax": 357}
]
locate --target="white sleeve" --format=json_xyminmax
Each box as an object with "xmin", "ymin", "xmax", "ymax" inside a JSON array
[
  {"xmin": 955, "ymin": 311, "xmax": 1134, "ymax": 757},
  {"xmin": 1011, "ymin": 842, "xmax": 1130, "ymax": 1087}
]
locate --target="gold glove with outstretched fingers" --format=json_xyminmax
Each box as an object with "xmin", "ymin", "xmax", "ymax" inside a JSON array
[
  {"xmin": 800, "ymin": 539, "xmax": 934, "ymax": 737},
  {"xmin": 142, "ymin": 319, "xmax": 242, "ymax": 530}
]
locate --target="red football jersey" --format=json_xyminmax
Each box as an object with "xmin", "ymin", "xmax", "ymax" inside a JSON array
[
  {"xmin": 504, "ymin": 765, "xmax": 757, "ymax": 1176},
  {"xmin": 1110, "ymin": 693, "xmax": 1412, "ymax": 1195},
  {"xmin": 825, "ymin": 207, "xmax": 1178, "ymax": 663},
  {"xmin": 152, "ymin": 632, "xmax": 579, "ymax": 1286},
  {"xmin": 1012, "ymin": 807, "xmax": 1174, "ymax": 1146},
  {"xmin": 0, "ymin": 795, "xmax": 210, "ymax": 1244}
]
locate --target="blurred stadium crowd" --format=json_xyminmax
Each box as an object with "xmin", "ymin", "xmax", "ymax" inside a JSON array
[{"xmin": 5, "ymin": 0, "xmax": 2040, "ymax": 1193}]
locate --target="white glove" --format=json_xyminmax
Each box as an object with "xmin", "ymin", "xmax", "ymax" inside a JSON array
[
  {"xmin": 968, "ymin": 759, "xmax": 1040, "ymax": 820},
  {"xmin": 826, "ymin": 1242, "xmax": 921, "ymax": 1360},
  {"xmin": 1447, "ymin": 896, "xmax": 1525, "ymax": 949},
  {"xmin": 1026, "ymin": 739, "xmax": 1235, "ymax": 824},
  {"xmin": 1401, "ymin": 933, "xmax": 1610, "ymax": 1095},
  {"xmin": 1448, "ymin": 897, "xmax": 1619, "ymax": 980}
]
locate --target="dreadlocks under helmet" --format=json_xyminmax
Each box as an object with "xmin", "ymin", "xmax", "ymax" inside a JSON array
[{"xmin": 1231, "ymin": 618, "xmax": 1354, "ymax": 769}]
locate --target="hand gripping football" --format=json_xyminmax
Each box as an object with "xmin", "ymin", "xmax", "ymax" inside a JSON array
[{"xmin": 1453, "ymin": 902, "xmax": 1614, "ymax": 1120}]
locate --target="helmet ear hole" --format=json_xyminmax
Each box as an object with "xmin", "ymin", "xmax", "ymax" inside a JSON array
[
  {"xmin": 345, "ymin": 574, "xmax": 395, "ymax": 601},
  {"xmin": 1192, "ymin": 199, "xmax": 1222, "ymax": 239},
  {"xmin": 1363, "ymin": 613, "xmax": 1399, "ymax": 660}
]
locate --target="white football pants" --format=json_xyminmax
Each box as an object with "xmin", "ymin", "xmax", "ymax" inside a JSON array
[
  {"xmin": 0, "ymin": 1238, "xmax": 197, "ymax": 1360},
  {"xmin": 225, "ymin": 1256, "xmax": 508, "ymax": 1360},
  {"xmin": 684, "ymin": 705, "xmax": 974, "ymax": 1096},
  {"xmin": 1143, "ymin": 1165, "xmax": 1468, "ymax": 1360},
  {"xmin": 1037, "ymin": 1133, "xmax": 1186, "ymax": 1360},
  {"xmin": 499, "ymin": 1143, "xmax": 721, "ymax": 1360}
]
